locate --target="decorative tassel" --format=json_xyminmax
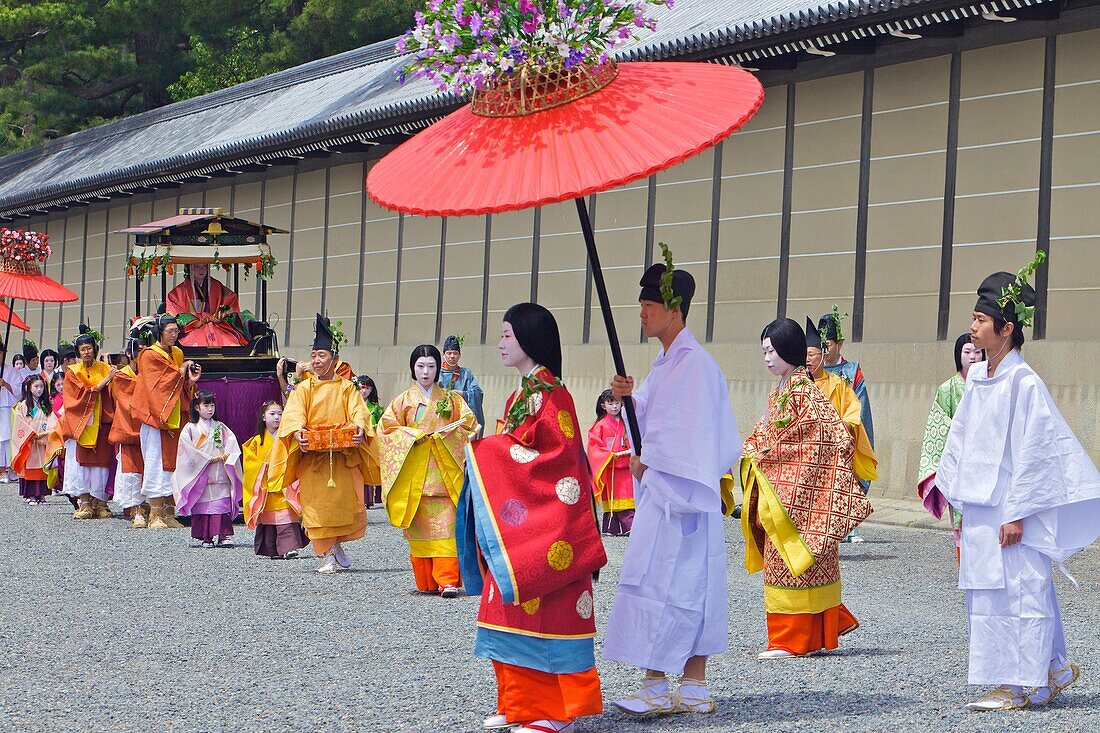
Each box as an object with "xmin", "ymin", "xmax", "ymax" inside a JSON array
[{"xmin": 327, "ymin": 428, "xmax": 337, "ymax": 488}]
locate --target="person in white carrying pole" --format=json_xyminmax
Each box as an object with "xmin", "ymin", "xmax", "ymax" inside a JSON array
[
  {"xmin": 602, "ymin": 245, "xmax": 741, "ymax": 716},
  {"xmin": 934, "ymin": 252, "xmax": 1100, "ymax": 711}
]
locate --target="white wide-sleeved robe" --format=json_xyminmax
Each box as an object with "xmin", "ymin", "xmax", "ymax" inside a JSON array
[{"xmin": 602, "ymin": 328, "xmax": 741, "ymax": 674}]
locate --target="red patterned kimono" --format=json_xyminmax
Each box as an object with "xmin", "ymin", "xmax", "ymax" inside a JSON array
[
  {"xmin": 741, "ymin": 367, "xmax": 873, "ymax": 655},
  {"xmin": 458, "ymin": 367, "xmax": 605, "ymax": 724},
  {"xmin": 166, "ymin": 276, "xmax": 248, "ymax": 347}
]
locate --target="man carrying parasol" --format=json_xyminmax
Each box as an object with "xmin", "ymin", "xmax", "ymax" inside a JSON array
[{"xmin": 603, "ymin": 252, "xmax": 741, "ymax": 716}]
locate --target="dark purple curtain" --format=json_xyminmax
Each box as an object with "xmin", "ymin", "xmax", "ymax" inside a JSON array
[{"xmin": 197, "ymin": 375, "xmax": 282, "ymax": 445}]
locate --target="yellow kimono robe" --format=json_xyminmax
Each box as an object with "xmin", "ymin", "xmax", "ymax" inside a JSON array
[
  {"xmin": 267, "ymin": 373, "xmax": 375, "ymax": 555},
  {"xmin": 242, "ymin": 433, "xmax": 301, "ymax": 529},
  {"xmin": 379, "ymin": 384, "xmax": 478, "ymax": 557},
  {"xmin": 813, "ymin": 370, "xmax": 877, "ymax": 482}
]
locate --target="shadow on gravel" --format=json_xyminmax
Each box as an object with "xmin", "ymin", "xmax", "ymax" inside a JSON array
[
  {"xmin": 712, "ymin": 691, "xmax": 914, "ymax": 721},
  {"xmin": 303, "ymin": 567, "xmax": 407, "ymax": 574},
  {"xmin": 822, "ymin": 647, "xmax": 903, "ymax": 658}
]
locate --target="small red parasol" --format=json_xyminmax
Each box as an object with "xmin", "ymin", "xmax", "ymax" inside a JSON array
[
  {"xmin": 367, "ymin": 58, "xmax": 763, "ymax": 451},
  {"xmin": 0, "ymin": 300, "xmax": 30, "ymax": 332}
]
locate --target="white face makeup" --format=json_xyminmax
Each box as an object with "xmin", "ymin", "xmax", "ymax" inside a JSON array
[
  {"xmin": 42, "ymin": 355, "xmax": 56, "ymax": 372},
  {"xmin": 602, "ymin": 398, "xmax": 622, "ymax": 417},
  {"xmin": 959, "ymin": 341, "xmax": 982, "ymax": 377},
  {"xmin": 414, "ymin": 356, "xmax": 438, "ymax": 387},
  {"xmin": 359, "ymin": 385, "xmax": 373, "ymax": 400},
  {"xmin": 498, "ymin": 322, "xmax": 529, "ymax": 370},
  {"xmin": 762, "ymin": 337, "xmax": 795, "ymax": 377},
  {"xmin": 264, "ymin": 405, "xmax": 282, "ymax": 432},
  {"xmin": 198, "ymin": 401, "xmax": 216, "ymax": 421}
]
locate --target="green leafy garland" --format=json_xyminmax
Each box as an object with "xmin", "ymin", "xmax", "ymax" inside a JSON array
[
  {"xmin": 997, "ymin": 249, "xmax": 1046, "ymax": 328},
  {"xmin": 328, "ymin": 319, "xmax": 349, "ymax": 353},
  {"xmin": 435, "ymin": 388, "xmax": 455, "ymax": 418},
  {"xmin": 772, "ymin": 369, "xmax": 812, "ymax": 430},
  {"xmin": 504, "ymin": 373, "xmax": 563, "ymax": 434},
  {"xmin": 818, "ymin": 303, "xmax": 849, "ymax": 346},
  {"xmin": 657, "ymin": 242, "xmax": 682, "ymax": 311},
  {"xmin": 212, "ymin": 423, "xmax": 224, "ymax": 451}
]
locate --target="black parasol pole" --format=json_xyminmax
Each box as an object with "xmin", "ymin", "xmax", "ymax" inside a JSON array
[{"xmin": 575, "ymin": 198, "xmax": 642, "ymax": 454}]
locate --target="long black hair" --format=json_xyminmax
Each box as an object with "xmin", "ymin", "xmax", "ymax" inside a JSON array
[
  {"xmin": 595, "ymin": 389, "xmax": 621, "ymax": 420},
  {"xmin": 356, "ymin": 375, "xmax": 381, "ymax": 406},
  {"xmin": 255, "ymin": 400, "xmax": 281, "ymax": 445},
  {"xmin": 21, "ymin": 374, "xmax": 51, "ymax": 416},
  {"xmin": 760, "ymin": 318, "xmax": 807, "ymax": 368},
  {"xmin": 189, "ymin": 389, "xmax": 217, "ymax": 424},
  {"xmin": 409, "ymin": 344, "xmax": 442, "ymax": 382},
  {"xmin": 50, "ymin": 371, "xmax": 64, "ymax": 399},
  {"xmin": 503, "ymin": 302, "xmax": 562, "ymax": 378}
]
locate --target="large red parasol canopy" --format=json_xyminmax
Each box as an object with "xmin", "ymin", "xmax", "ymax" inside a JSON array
[
  {"xmin": 367, "ymin": 60, "xmax": 764, "ymax": 451},
  {"xmin": 367, "ymin": 62, "xmax": 763, "ymax": 216},
  {"xmin": 0, "ymin": 266, "xmax": 78, "ymax": 303}
]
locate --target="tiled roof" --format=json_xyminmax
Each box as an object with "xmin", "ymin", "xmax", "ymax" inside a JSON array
[{"xmin": 0, "ymin": 0, "xmax": 1055, "ymax": 216}]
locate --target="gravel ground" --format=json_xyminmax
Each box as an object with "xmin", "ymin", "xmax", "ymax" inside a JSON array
[{"xmin": 1, "ymin": 488, "xmax": 1096, "ymax": 733}]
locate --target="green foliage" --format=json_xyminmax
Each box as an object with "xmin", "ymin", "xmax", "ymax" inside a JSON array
[
  {"xmin": 0, "ymin": 1, "xmax": 419, "ymax": 156},
  {"xmin": 657, "ymin": 242, "xmax": 682, "ymax": 311},
  {"xmin": 997, "ymin": 249, "xmax": 1046, "ymax": 328}
]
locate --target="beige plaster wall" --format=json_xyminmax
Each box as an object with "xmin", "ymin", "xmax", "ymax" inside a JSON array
[{"xmin": 11, "ymin": 31, "xmax": 1100, "ymax": 504}]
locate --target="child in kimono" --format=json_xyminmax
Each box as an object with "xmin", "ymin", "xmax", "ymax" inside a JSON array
[
  {"xmin": 13, "ymin": 374, "xmax": 56, "ymax": 505},
  {"xmin": 242, "ymin": 400, "xmax": 309, "ymax": 559},
  {"xmin": 586, "ymin": 389, "xmax": 634, "ymax": 535},
  {"xmin": 172, "ymin": 390, "xmax": 243, "ymax": 548}
]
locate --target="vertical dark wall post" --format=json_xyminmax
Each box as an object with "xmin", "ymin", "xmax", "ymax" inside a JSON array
[
  {"xmin": 393, "ymin": 213, "xmax": 404, "ymax": 345},
  {"xmin": 319, "ymin": 167, "xmax": 332, "ymax": 315},
  {"xmin": 706, "ymin": 143, "xmax": 723, "ymax": 343},
  {"xmin": 852, "ymin": 67, "xmax": 875, "ymax": 342},
  {"xmin": 79, "ymin": 213, "xmax": 89, "ymax": 324},
  {"xmin": 1033, "ymin": 35, "xmax": 1057, "ymax": 340},
  {"xmin": 480, "ymin": 215, "xmax": 492, "ymax": 345},
  {"xmin": 56, "ymin": 217, "xmax": 68, "ymax": 339},
  {"xmin": 354, "ymin": 161, "xmax": 368, "ymax": 346},
  {"xmin": 777, "ymin": 83, "xmax": 796, "ymax": 319},
  {"xmin": 435, "ymin": 218, "xmax": 447, "ymax": 344},
  {"xmin": 937, "ymin": 52, "xmax": 963, "ymax": 341},
  {"xmin": 530, "ymin": 208, "xmax": 541, "ymax": 302},
  {"xmin": 283, "ymin": 171, "xmax": 299, "ymax": 345},
  {"xmin": 640, "ymin": 175, "xmax": 657, "ymax": 342}
]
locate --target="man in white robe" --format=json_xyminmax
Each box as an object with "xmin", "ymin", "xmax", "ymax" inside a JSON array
[
  {"xmin": 936, "ymin": 270, "xmax": 1100, "ymax": 711},
  {"xmin": 603, "ymin": 262, "xmax": 741, "ymax": 716}
]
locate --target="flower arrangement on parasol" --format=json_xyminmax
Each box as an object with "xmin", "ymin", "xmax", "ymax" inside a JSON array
[
  {"xmin": 371, "ymin": 0, "xmax": 763, "ymax": 452},
  {"xmin": 0, "ymin": 228, "xmax": 52, "ymax": 272},
  {"xmin": 398, "ymin": 0, "xmax": 673, "ymax": 93}
]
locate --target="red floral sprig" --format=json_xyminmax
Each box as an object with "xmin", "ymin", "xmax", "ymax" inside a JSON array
[{"xmin": 0, "ymin": 228, "xmax": 52, "ymax": 263}]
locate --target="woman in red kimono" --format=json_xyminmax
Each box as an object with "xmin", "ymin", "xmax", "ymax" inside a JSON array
[
  {"xmin": 458, "ymin": 303, "xmax": 606, "ymax": 733},
  {"xmin": 586, "ymin": 389, "xmax": 634, "ymax": 536},
  {"xmin": 166, "ymin": 264, "xmax": 249, "ymax": 347}
]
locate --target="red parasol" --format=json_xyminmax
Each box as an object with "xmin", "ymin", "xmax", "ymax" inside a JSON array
[
  {"xmin": 369, "ymin": 62, "xmax": 763, "ymax": 217},
  {"xmin": 0, "ymin": 259, "xmax": 78, "ymax": 380},
  {"xmin": 0, "ymin": 300, "xmax": 30, "ymax": 332},
  {"xmin": 367, "ymin": 59, "xmax": 763, "ymax": 450}
]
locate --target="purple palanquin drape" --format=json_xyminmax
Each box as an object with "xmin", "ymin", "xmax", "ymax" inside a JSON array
[{"xmin": 196, "ymin": 376, "xmax": 282, "ymax": 447}]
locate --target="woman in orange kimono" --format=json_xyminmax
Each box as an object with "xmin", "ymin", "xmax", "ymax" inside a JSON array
[
  {"xmin": 13, "ymin": 374, "xmax": 56, "ymax": 505},
  {"xmin": 741, "ymin": 318, "xmax": 872, "ymax": 659},
  {"xmin": 458, "ymin": 303, "xmax": 606, "ymax": 733},
  {"xmin": 586, "ymin": 389, "xmax": 634, "ymax": 536},
  {"xmin": 379, "ymin": 344, "xmax": 478, "ymax": 597}
]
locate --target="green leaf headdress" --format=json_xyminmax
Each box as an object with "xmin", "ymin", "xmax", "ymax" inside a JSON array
[
  {"xmin": 996, "ymin": 250, "xmax": 1046, "ymax": 328},
  {"xmin": 658, "ymin": 242, "xmax": 683, "ymax": 311}
]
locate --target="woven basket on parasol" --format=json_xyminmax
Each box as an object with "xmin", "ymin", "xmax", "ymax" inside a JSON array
[{"xmin": 472, "ymin": 60, "xmax": 618, "ymax": 117}]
